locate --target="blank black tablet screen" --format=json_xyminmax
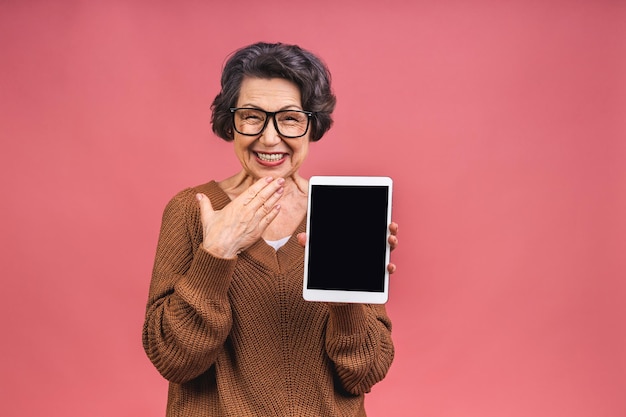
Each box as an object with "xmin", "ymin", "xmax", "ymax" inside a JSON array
[{"xmin": 306, "ymin": 185, "xmax": 389, "ymax": 292}]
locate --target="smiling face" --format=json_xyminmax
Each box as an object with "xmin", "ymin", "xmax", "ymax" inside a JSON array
[{"xmin": 232, "ymin": 77, "xmax": 310, "ymax": 181}]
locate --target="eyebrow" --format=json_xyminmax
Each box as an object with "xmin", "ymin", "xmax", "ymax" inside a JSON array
[{"xmin": 237, "ymin": 104, "xmax": 304, "ymax": 111}]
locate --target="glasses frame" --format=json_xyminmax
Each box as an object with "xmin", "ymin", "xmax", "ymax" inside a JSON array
[{"xmin": 230, "ymin": 107, "xmax": 314, "ymax": 139}]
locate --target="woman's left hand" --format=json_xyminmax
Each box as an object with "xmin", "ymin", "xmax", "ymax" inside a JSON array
[
  {"xmin": 386, "ymin": 222, "xmax": 398, "ymax": 274},
  {"xmin": 297, "ymin": 222, "xmax": 399, "ymax": 274}
]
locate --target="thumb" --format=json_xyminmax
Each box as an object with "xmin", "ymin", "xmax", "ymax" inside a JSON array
[
  {"xmin": 196, "ymin": 193, "xmax": 215, "ymax": 223},
  {"xmin": 297, "ymin": 232, "xmax": 307, "ymax": 248}
]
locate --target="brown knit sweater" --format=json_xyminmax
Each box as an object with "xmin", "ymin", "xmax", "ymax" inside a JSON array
[{"xmin": 142, "ymin": 181, "xmax": 394, "ymax": 417}]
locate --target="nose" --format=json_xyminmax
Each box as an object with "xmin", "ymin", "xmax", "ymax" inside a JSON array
[{"xmin": 258, "ymin": 116, "xmax": 282, "ymax": 146}]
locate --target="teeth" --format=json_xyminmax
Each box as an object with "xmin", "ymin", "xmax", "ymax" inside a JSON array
[{"xmin": 257, "ymin": 153, "xmax": 284, "ymax": 162}]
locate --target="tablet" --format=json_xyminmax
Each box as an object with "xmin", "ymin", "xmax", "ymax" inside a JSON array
[{"xmin": 303, "ymin": 176, "xmax": 393, "ymax": 304}]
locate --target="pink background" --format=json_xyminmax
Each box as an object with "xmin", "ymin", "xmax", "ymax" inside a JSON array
[{"xmin": 1, "ymin": 1, "xmax": 625, "ymax": 416}]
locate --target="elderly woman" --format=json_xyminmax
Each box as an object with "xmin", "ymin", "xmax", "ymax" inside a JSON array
[{"xmin": 143, "ymin": 42, "xmax": 398, "ymax": 417}]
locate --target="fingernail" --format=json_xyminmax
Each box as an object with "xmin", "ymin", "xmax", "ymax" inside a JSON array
[
  {"xmin": 196, "ymin": 193, "xmax": 202, "ymax": 201},
  {"xmin": 266, "ymin": 176, "xmax": 274, "ymax": 182}
]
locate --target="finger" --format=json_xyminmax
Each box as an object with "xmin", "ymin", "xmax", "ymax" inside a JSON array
[
  {"xmin": 258, "ymin": 183, "xmax": 285, "ymax": 214},
  {"xmin": 241, "ymin": 176, "xmax": 276, "ymax": 206},
  {"xmin": 387, "ymin": 263, "xmax": 397, "ymax": 275},
  {"xmin": 259, "ymin": 202, "xmax": 281, "ymax": 227},
  {"xmin": 388, "ymin": 234, "xmax": 398, "ymax": 251},
  {"xmin": 388, "ymin": 222, "xmax": 398, "ymax": 251},
  {"xmin": 253, "ymin": 177, "xmax": 285, "ymax": 210},
  {"xmin": 297, "ymin": 232, "xmax": 307, "ymax": 247}
]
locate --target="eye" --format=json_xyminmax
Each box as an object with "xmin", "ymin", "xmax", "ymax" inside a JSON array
[
  {"xmin": 239, "ymin": 110, "xmax": 264, "ymax": 122},
  {"xmin": 278, "ymin": 111, "xmax": 306, "ymax": 123}
]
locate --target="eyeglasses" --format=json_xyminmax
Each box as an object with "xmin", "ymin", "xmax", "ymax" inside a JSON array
[{"xmin": 230, "ymin": 107, "xmax": 313, "ymax": 138}]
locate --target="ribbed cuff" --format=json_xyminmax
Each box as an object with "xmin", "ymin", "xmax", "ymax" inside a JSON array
[{"xmin": 179, "ymin": 246, "xmax": 237, "ymax": 300}]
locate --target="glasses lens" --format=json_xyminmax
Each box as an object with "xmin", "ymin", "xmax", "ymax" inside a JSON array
[
  {"xmin": 233, "ymin": 109, "xmax": 267, "ymax": 136},
  {"xmin": 275, "ymin": 110, "xmax": 309, "ymax": 138},
  {"xmin": 233, "ymin": 109, "xmax": 310, "ymax": 138}
]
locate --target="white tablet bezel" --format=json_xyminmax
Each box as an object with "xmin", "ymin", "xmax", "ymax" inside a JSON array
[{"xmin": 302, "ymin": 176, "xmax": 393, "ymax": 304}]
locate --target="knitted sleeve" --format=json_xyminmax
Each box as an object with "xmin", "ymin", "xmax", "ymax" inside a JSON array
[
  {"xmin": 325, "ymin": 303, "xmax": 395, "ymax": 395},
  {"xmin": 142, "ymin": 188, "xmax": 236, "ymax": 384}
]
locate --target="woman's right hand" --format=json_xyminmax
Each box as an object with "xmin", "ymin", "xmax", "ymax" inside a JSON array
[{"xmin": 196, "ymin": 176, "xmax": 285, "ymax": 258}]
